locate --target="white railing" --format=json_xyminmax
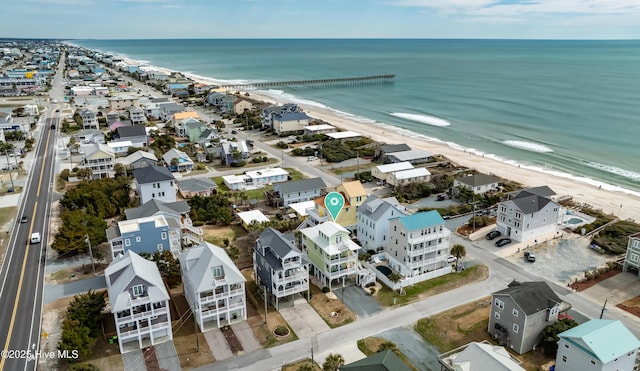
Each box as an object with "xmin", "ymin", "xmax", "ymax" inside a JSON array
[
  {"xmin": 407, "ymin": 245, "xmax": 446, "ymax": 257},
  {"xmin": 282, "ymin": 259, "xmax": 301, "ymax": 270},
  {"xmin": 275, "ymin": 283, "xmax": 308, "ymax": 297},
  {"xmin": 273, "ymin": 270, "xmax": 307, "ymax": 285},
  {"xmin": 407, "ymin": 231, "xmax": 450, "ymax": 245}
]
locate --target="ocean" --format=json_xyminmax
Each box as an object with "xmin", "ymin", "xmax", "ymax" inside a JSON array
[{"xmin": 72, "ymin": 39, "xmax": 640, "ymax": 194}]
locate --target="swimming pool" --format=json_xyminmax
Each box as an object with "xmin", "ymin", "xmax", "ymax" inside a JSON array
[{"xmin": 567, "ymin": 217, "xmax": 583, "ymax": 225}]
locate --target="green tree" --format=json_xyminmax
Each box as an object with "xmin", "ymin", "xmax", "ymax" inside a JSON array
[
  {"xmin": 450, "ymin": 244, "xmax": 466, "ymax": 261},
  {"xmin": 378, "ymin": 341, "xmax": 397, "ymax": 352},
  {"xmin": 58, "ymin": 320, "xmax": 95, "ymax": 363},
  {"xmin": 322, "ymin": 353, "xmax": 344, "ymax": 371},
  {"xmin": 540, "ymin": 318, "xmax": 578, "ymax": 357},
  {"xmin": 149, "ymin": 251, "xmax": 182, "ymax": 288},
  {"xmin": 297, "ymin": 364, "xmax": 314, "ymax": 371},
  {"xmin": 388, "ymin": 272, "xmax": 401, "ymax": 283},
  {"xmin": 66, "ymin": 290, "xmax": 106, "ymax": 337},
  {"xmin": 51, "ymin": 210, "xmax": 107, "ymax": 257}
]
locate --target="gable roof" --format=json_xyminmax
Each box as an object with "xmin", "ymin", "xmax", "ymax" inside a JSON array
[
  {"xmin": 177, "ymin": 177, "xmax": 217, "ymax": 193},
  {"xmin": 394, "ymin": 210, "xmax": 444, "ymax": 231},
  {"xmin": 519, "ymin": 186, "xmax": 556, "ymax": 198},
  {"xmin": 380, "ymin": 143, "xmax": 411, "ymax": 154},
  {"xmin": 338, "ymin": 180, "xmax": 367, "ymax": 199},
  {"xmin": 105, "ymin": 250, "xmax": 168, "ymax": 312},
  {"xmin": 85, "ymin": 143, "xmax": 114, "ymax": 159},
  {"xmin": 162, "ymin": 148, "xmax": 193, "ymax": 165},
  {"xmin": 341, "ymin": 349, "xmax": 411, "ymax": 371},
  {"xmin": 275, "ymin": 112, "xmax": 310, "ymax": 121},
  {"xmin": 275, "ymin": 177, "xmax": 326, "ymax": 195},
  {"xmin": 133, "ymin": 165, "xmax": 175, "ymax": 184},
  {"xmin": 257, "ymin": 228, "xmax": 299, "ymax": 262},
  {"xmin": 124, "ymin": 199, "xmax": 189, "ymax": 220},
  {"xmin": 359, "ymin": 195, "xmax": 408, "ymax": 221},
  {"xmin": 450, "ymin": 342, "xmax": 525, "ymax": 371},
  {"xmin": 510, "ymin": 191, "xmax": 552, "ymax": 214},
  {"xmin": 179, "ymin": 242, "xmax": 245, "ymax": 293},
  {"xmin": 125, "ymin": 150, "xmax": 157, "ymax": 165},
  {"xmin": 455, "ymin": 173, "xmax": 501, "ymax": 187},
  {"xmin": 493, "ymin": 281, "xmax": 562, "ymax": 315},
  {"xmin": 559, "ymin": 319, "xmax": 640, "ymax": 364},
  {"xmin": 116, "ymin": 125, "xmax": 147, "ymax": 138}
]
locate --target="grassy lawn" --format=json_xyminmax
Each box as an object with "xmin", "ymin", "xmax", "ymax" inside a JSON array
[
  {"xmin": 283, "ymin": 167, "xmax": 305, "ymax": 181},
  {"xmin": 281, "ymin": 358, "xmax": 321, "ymax": 371},
  {"xmin": 201, "ymin": 224, "xmax": 246, "ymax": 246},
  {"xmin": 414, "ymin": 297, "xmax": 554, "ymax": 371},
  {"xmin": 331, "ymin": 164, "xmax": 375, "ymax": 175},
  {"xmin": 375, "ymin": 265, "xmax": 489, "ymax": 307},
  {"xmin": 357, "ymin": 337, "xmax": 418, "ymax": 371},
  {"xmin": 308, "ymin": 284, "xmax": 356, "ymax": 328}
]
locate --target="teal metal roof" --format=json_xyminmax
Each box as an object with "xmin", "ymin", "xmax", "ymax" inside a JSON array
[
  {"xmin": 559, "ymin": 319, "xmax": 640, "ymax": 364},
  {"xmin": 397, "ymin": 210, "xmax": 444, "ymax": 231}
]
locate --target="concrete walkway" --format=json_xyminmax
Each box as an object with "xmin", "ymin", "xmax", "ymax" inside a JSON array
[
  {"xmin": 156, "ymin": 341, "xmax": 182, "ymax": 371},
  {"xmin": 204, "ymin": 328, "xmax": 233, "ymax": 361},
  {"xmin": 231, "ymin": 321, "xmax": 262, "ymax": 353},
  {"xmin": 279, "ymin": 301, "xmax": 330, "ymax": 339},
  {"xmin": 122, "ymin": 350, "xmax": 146, "ymax": 371}
]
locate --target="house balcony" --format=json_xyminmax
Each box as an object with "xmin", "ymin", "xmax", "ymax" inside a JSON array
[
  {"xmin": 407, "ymin": 230, "xmax": 450, "ymax": 245},
  {"xmin": 325, "ymin": 254, "xmax": 357, "ymax": 268},
  {"xmin": 306, "ymin": 208, "xmax": 329, "ymax": 225},
  {"xmin": 282, "ymin": 258, "xmax": 302, "ymax": 270},
  {"xmin": 326, "ymin": 264, "xmax": 358, "ymax": 280},
  {"xmin": 199, "ymin": 287, "xmax": 243, "ymax": 305},
  {"xmin": 118, "ymin": 322, "xmax": 170, "ymax": 339},
  {"xmin": 273, "ymin": 268, "xmax": 308, "ymax": 285},
  {"xmin": 200, "ymin": 301, "xmax": 245, "ymax": 317},
  {"xmin": 406, "ymin": 257, "xmax": 442, "ymax": 270},
  {"xmin": 274, "ymin": 280, "xmax": 308, "ymax": 298},
  {"xmin": 407, "ymin": 245, "xmax": 448, "ymax": 257}
]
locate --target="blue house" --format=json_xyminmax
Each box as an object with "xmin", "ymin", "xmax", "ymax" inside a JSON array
[{"xmin": 106, "ymin": 215, "xmax": 181, "ymax": 258}]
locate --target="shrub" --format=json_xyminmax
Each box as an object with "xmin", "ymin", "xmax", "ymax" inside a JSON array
[
  {"xmin": 322, "ymin": 286, "xmax": 331, "ymax": 293},
  {"xmin": 275, "ymin": 325, "xmax": 289, "ymax": 336}
]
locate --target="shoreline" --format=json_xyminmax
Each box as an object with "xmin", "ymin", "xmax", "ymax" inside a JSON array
[{"xmin": 92, "ymin": 48, "xmax": 640, "ymax": 221}]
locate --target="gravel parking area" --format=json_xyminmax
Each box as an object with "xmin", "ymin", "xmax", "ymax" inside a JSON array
[{"xmin": 505, "ymin": 236, "xmax": 612, "ymax": 284}]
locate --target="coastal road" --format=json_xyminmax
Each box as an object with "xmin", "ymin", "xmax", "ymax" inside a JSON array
[{"xmin": 0, "ymin": 59, "xmax": 64, "ymax": 371}]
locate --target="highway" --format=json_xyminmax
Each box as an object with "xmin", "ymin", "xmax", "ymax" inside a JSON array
[{"xmin": 0, "ymin": 60, "xmax": 63, "ymax": 371}]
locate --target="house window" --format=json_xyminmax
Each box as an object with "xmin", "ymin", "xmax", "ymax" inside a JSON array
[
  {"xmin": 124, "ymin": 238, "xmax": 130, "ymax": 247},
  {"xmin": 212, "ymin": 265, "xmax": 224, "ymax": 279},
  {"xmin": 132, "ymin": 284, "xmax": 144, "ymax": 297},
  {"xmin": 494, "ymin": 299, "xmax": 504, "ymax": 309},
  {"xmin": 564, "ymin": 344, "xmax": 569, "ymax": 348},
  {"xmin": 513, "ymin": 324, "xmax": 519, "ymax": 333},
  {"xmin": 136, "ymin": 237, "xmax": 141, "ymax": 243},
  {"xmin": 562, "ymin": 355, "xmax": 567, "ymax": 362},
  {"xmin": 161, "ymin": 232, "xmax": 167, "ymax": 240},
  {"xmin": 630, "ymin": 253, "xmax": 639, "ymax": 263},
  {"xmin": 157, "ymin": 244, "xmax": 163, "ymax": 252},
  {"xmin": 590, "ymin": 360, "xmax": 595, "ymax": 365},
  {"xmin": 494, "ymin": 312, "xmax": 500, "ymax": 319},
  {"xmin": 512, "ymin": 308, "xmax": 518, "ymax": 317}
]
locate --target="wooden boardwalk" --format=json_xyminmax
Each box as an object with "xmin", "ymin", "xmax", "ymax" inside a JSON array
[{"xmin": 220, "ymin": 74, "xmax": 395, "ymax": 90}]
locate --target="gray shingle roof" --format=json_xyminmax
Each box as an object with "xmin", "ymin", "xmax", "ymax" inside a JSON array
[
  {"xmin": 116, "ymin": 125, "xmax": 147, "ymax": 138},
  {"xmin": 455, "ymin": 173, "xmax": 501, "ymax": 187},
  {"xmin": 124, "ymin": 199, "xmax": 190, "ymax": 220},
  {"xmin": 177, "ymin": 177, "xmax": 217, "ymax": 193},
  {"xmin": 133, "ymin": 165, "xmax": 175, "ymax": 184},
  {"xmin": 341, "ymin": 349, "xmax": 411, "ymax": 371},
  {"xmin": 511, "ymin": 191, "xmax": 552, "ymax": 214},
  {"xmin": 275, "ymin": 177, "xmax": 326, "ymax": 195},
  {"xmin": 358, "ymin": 195, "xmax": 408, "ymax": 221},
  {"xmin": 179, "ymin": 242, "xmax": 245, "ymax": 293},
  {"xmin": 380, "ymin": 143, "xmax": 411, "ymax": 154},
  {"xmin": 257, "ymin": 228, "xmax": 298, "ymax": 261},
  {"xmin": 493, "ymin": 281, "xmax": 561, "ymax": 316}
]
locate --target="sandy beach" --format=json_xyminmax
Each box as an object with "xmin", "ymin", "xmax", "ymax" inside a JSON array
[
  {"xmin": 119, "ymin": 55, "xmax": 640, "ymax": 222},
  {"xmin": 241, "ymin": 89, "xmax": 640, "ymax": 222}
]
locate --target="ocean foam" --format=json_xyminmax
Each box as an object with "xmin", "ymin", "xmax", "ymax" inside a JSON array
[
  {"xmin": 502, "ymin": 140, "xmax": 554, "ymax": 153},
  {"xmin": 390, "ymin": 112, "xmax": 451, "ymax": 127},
  {"xmin": 586, "ymin": 162, "xmax": 640, "ymax": 182}
]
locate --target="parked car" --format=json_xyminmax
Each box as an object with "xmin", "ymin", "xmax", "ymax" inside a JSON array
[
  {"xmin": 524, "ymin": 252, "xmax": 536, "ymax": 262},
  {"xmin": 446, "ymin": 255, "xmax": 457, "ymax": 263},
  {"xmin": 495, "ymin": 238, "xmax": 512, "ymax": 247},
  {"xmin": 486, "ymin": 230, "xmax": 501, "ymax": 240},
  {"xmin": 436, "ymin": 194, "xmax": 446, "ymax": 201}
]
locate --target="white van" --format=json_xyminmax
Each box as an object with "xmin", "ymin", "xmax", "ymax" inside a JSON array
[{"xmin": 30, "ymin": 232, "xmax": 41, "ymax": 244}]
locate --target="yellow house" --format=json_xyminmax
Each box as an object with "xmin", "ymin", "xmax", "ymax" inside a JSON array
[{"xmin": 312, "ymin": 181, "xmax": 367, "ymax": 230}]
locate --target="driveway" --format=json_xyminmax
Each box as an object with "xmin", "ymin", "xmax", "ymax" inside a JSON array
[
  {"xmin": 280, "ymin": 301, "xmax": 330, "ymax": 339},
  {"xmin": 231, "ymin": 321, "xmax": 262, "ymax": 353},
  {"xmin": 377, "ymin": 326, "xmax": 441, "ymax": 371},
  {"xmin": 204, "ymin": 328, "xmax": 233, "ymax": 361},
  {"xmin": 336, "ymin": 286, "xmax": 382, "ymax": 318}
]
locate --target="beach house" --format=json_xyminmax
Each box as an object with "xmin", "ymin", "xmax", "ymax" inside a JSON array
[
  {"xmin": 269, "ymin": 177, "xmax": 326, "ymax": 207},
  {"xmin": 356, "ymin": 195, "xmax": 409, "ymax": 252},
  {"xmin": 237, "ymin": 210, "xmax": 270, "ymax": 230},
  {"xmin": 555, "ymin": 319, "xmax": 640, "ymax": 371},
  {"xmin": 306, "ymin": 180, "xmax": 367, "ymax": 231},
  {"xmin": 113, "ymin": 125, "xmax": 148, "ymax": 148},
  {"xmin": 300, "ymin": 221, "xmax": 361, "ymax": 290},
  {"xmin": 124, "ymin": 150, "xmax": 158, "ymax": 170},
  {"xmin": 177, "ymin": 177, "xmax": 218, "ymax": 198},
  {"xmin": 158, "ymin": 102, "xmax": 185, "ymax": 121},
  {"xmin": 79, "ymin": 108, "xmax": 99, "ymax": 129},
  {"xmin": 387, "ymin": 167, "xmax": 431, "ymax": 187},
  {"xmin": 172, "ymin": 112, "xmax": 200, "ymax": 137},
  {"xmin": 72, "ymin": 129, "xmax": 105, "ymax": 145},
  {"xmin": 341, "ymin": 349, "xmax": 412, "ymax": 371},
  {"xmin": 222, "ymin": 167, "xmax": 289, "ymax": 191},
  {"xmin": 273, "ymin": 112, "xmax": 311, "ymax": 135},
  {"xmin": 127, "ymin": 106, "xmax": 147, "ymax": 125},
  {"xmin": 162, "ymin": 148, "xmax": 194, "ymax": 172},
  {"xmin": 220, "ymin": 141, "xmax": 250, "ymax": 166},
  {"xmin": 454, "ymin": 173, "xmax": 501, "ymax": 195},
  {"xmin": 371, "ymin": 162, "xmax": 414, "ymax": 184},
  {"xmin": 106, "ymin": 214, "xmax": 182, "ymax": 258},
  {"xmin": 108, "ymin": 94, "xmax": 139, "ymax": 110},
  {"xmin": 80, "ymin": 143, "xmax": 115, "ymax": 179},
  {"xmin": 206, "ymin": 92, "xmax": 226, "ymax": 109},
  {"xmin": 254, "ymin": 228, "xmax": 309, "ymax": 309},
  {"xmin": 437, "ymin": 341, "xmax": 525, "ymax": 371},
  {"xmin": 496, "ymin": 189, "xmax": 561, "ymax": 243},
  {"xmin": 385, "ymin": 211, "xmax": 452, "ymax": 283},
  {"xmin": 383, "ymin": 149, "xmax": 432, "ymax": 165},
  {"xmin": 261, "ymin": 103, "xmax": 300, "ymax": 130},
  {"xmin": 488, "ymin": 280, "xmax": 571, "ymax": 355},
  {"xmin": 133, "ymin": 165, "xmax": 177, "ymax": 204},
  {"xmin": 622, "ymin": 233, "xmax": 640, "ymax": 277},
  {"xmin": 180, "ymin": 242, "xmax": 247, "ymax": 331},
  {"xmin": 105, "ymin": 250, "xmax": 172, "ymax": 353}
]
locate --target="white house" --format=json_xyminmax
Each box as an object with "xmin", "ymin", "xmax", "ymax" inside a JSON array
[
  {"xmin": 623, "ymin": 233, "xmax": 640, "ymax": 277},
  {"xmin": 80, "ymin": 143, "xmax": 115, "ymax": 179},
  {"xmin": 79, "ymin": 109, "xmax": 99, "ymax": 130},
  {"xmin": 356, "ymin": 195, "xmax": 409, "ymax": 252},
  {"xmin": 180, "ymin": 242, "xmax": 247, "ymax": 331},
  {"xmin": 454, "ymin": 173, "xmax": 501, "ymax": 195},
  {"xmin": 387, "ymin": 167, "xmax": 431, "ymax": 187},
  {"xmin": 555, "ymin": 319, "xmax": 640, "ymax": 371},
  {"xmin": 496, "ymin": 189, "xmax": 561, "ymax": 243},
  {"xmin": 133, "ymin": 165, "xmax": 177, "ymax": 204},
  {"xmin": 386, "ymin": 211, "xmax": 452, "ymax": 281},
  {"xmin": 105, "ymin": 251, "xmax": 172, "ymax": 353},
  {"xmin": 371, "ymin": 162, "xmax": 414, "ymax": 183},
  {"xmin": 222, "ymin": 167, "xmax": 289, "ymax": 191},
  {"xmin": 273, "ymin": 112, "xmax": 310, "ymax": 135}
]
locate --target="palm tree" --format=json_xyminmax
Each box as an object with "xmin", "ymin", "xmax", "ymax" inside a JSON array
[
  {"xmin": 322, "ymin": 353, "xmax": 344, "ymax": 371},
  {"xmin": 450, "ymin": 244, "xmax": 466, "ymax": 261}
]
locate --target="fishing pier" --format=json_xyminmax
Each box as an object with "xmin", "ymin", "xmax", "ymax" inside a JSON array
[{"xmin": 219, "ymin": 74, "xmax": 395, "ymax": 90}]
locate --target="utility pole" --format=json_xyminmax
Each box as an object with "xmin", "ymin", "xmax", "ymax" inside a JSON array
[
  {"xmin": 356, "ymin": 151, "xmax": 359, "ymax": 180},
  {"xmin": 600, "ymin": 299, "xmax": 608, "ymax": 319},
  {"xmin": 4, "ymin": 148, "xmax": 15, "ymax": 190},
  {"xmin": 85, "ymin": 234, "xmax": 95, "ymax": 272},
  {"xmin": 263, "ymin": 284, "xmax": 268, "ymax": 326}
]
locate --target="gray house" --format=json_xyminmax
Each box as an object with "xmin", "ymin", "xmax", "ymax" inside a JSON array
[
  {"xmin": 374, "ymin": 143, "xmax": 411, "ymax": 160},
  {"xmin": 125, "ymin": 150, "xmax": 158, "ymax": 170},
  {"xmin": 496, "ymin": 189, "xmax": 561, "ymax": 243},
  {"xmin": 488, "ymin": 280, "xmax": 571, "ymax": 355},
  {"xmin": 220, "ymin": 141, "xmax": 249, "ymax": 166},
  {"xmin": 271, "ymin": 177, "xmax": 326, "ymax": 207},
  {"xmin": 254, "ymin": 228, "xmax": 309, "ymax": 309},
  {"xmin": 356, "ymin": 195, "xmax": 409, "ymax": 252},
  {"xmin": 114, "ymin": 125, "xmax": 148, "ymax": 148},
  {"xmin": 623, "ymin": 233, "xmax": 640, "ymax": 277},
  {"xmin": 453, "ymin": 173, "xmax": 501, "ymax": 195}
]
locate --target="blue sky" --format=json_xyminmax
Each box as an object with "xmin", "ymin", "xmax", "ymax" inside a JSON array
[{"xmin": 3, "ymin": 0, "xmax": 640, "ymax": 39}]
